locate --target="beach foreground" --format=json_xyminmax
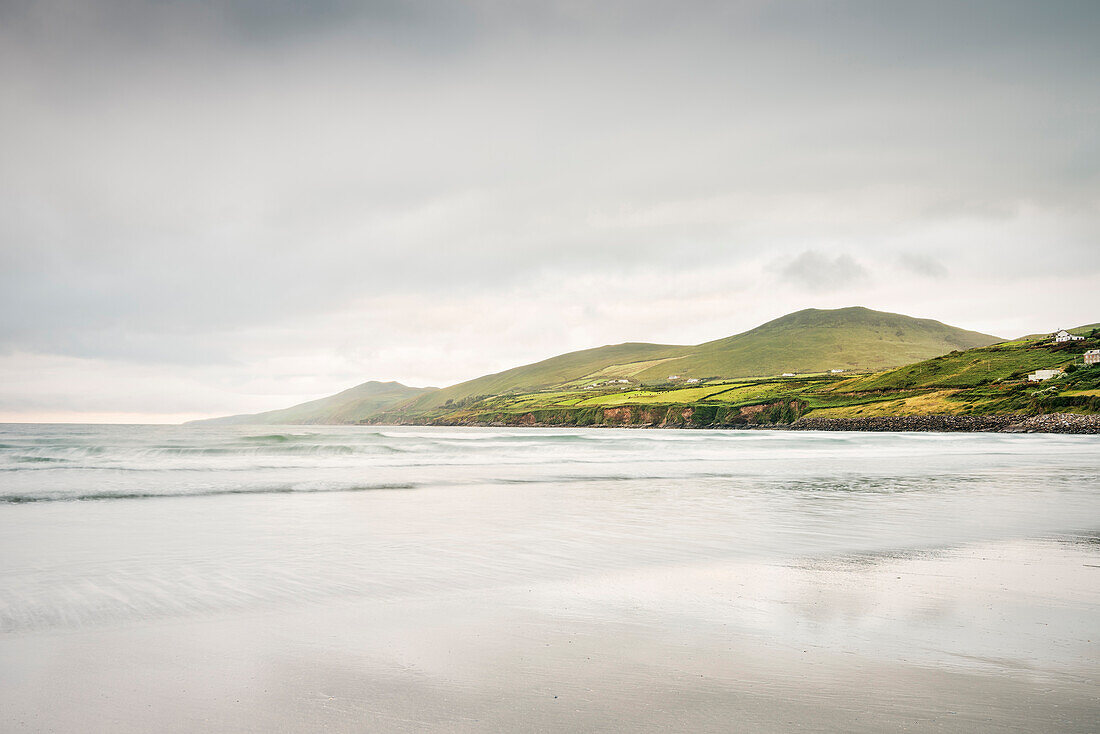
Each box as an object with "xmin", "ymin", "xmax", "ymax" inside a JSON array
[
  {"xmin": 1, "ymin": 425, "xmax": 1097, "ymax": 731},
  {"xmin": 3, "ymin": 541, "xmax": 1098, "ymax": 733}
]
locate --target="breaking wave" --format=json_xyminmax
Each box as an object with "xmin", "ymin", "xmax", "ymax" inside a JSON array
[{"xmin": 0, "ymin": 482, "xmax": 419, "ymax": 504}]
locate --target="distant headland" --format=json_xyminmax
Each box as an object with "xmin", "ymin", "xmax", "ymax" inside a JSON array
[{"xmin": 191, "ymin": 307, "xmax": 1100, "ymax": 433}]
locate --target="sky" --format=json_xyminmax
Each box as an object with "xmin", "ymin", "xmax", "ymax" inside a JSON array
[{"xmin": 1, "ymin": 0, "xmax": 1098, "ymax": 423}]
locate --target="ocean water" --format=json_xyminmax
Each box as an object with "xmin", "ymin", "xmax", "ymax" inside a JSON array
[{"xmin": 1, "ymin": 423, "xmax": 1098, "ymax": 732}]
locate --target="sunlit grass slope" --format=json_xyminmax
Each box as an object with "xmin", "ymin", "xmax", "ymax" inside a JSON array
[
  {"xmin": 416, "ymin": 325, "xmax": 1099, "ymax": 426},
  {"xmin": 402, "ymin": 342, "xmax": 685, "ymax": 411},
  {"xmin": 631, "ymin": 307, "xmax": 1001, "ymax": 381},
  {"xmin": 835, "ymin": 335, "xmax": 1084, "ymax": 390},
  {"xmin": 405, "ymin": 307, "xmax": 999, "ymax": 411},
  {"xmin": 196, "ymin": 308, "xmax": 1023, "ymax": 425},
  {"xmin": 191, "ymin": 381, "xmax": 433, "ymax": 425}
]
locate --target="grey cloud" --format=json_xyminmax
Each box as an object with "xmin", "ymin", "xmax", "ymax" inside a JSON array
[
  {"xmin": 778, "ymin": 251, "xmax": 870, "ymax": 293},
  {"xmin": 898, "ymin": 253, "xmax": 948, "ymax": 279},
  {"xmin": 1, "ymin": 0, "xmax": 1098, "ymax": 375}
]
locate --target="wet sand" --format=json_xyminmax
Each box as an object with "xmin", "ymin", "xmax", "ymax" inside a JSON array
[
  {"xmin": 3, "ymin": 543, "xmax": 1097, "ymax": 733},
  {"xmin": 2, "ymin": 426, "xmax": 1098, "ymax": 731}
]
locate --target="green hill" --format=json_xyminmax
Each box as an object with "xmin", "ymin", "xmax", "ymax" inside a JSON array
[
  {"xmin": 402, "ymin": 342, "xmax": 684, "ymax": 411},
  {"xmin": 194, "ymin": 307, "xmax": 1006, "ymax": 425},
  {"xmin": 189, "ymin": 381, "xmax": 433, "ymax": 425},
  {"xmin": 836, "ymin": 338, "xmax": 1078, "ymax": 392},
  {"xmin": 409, "ymin": 323, "xmax": 1097, "ymax": 428},
  {"xmin": 404, "ymin": 306, "xmax": 1000, "ymax": 411},
  {"xmin": 797, "ymin": 327, "xmax": 1100, "ymax": 419},
  {"xmin": 631, "ymin": 307, "xmax": 1000, "ymax": 381}
]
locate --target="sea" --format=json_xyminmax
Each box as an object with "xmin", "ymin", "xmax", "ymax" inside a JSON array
[{"xmin": 1, "ymin": 423, "xmax": 1098, "ymax": 732}]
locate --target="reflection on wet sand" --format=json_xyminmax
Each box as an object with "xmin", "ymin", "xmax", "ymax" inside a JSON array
[{"xmin": 0, "ymin": 425, "xmax": 1098, "ymax": 731}]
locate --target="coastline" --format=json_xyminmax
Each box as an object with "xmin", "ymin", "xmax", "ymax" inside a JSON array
[
  {"xmin": 367, "ymin": 412, "xmax": 1100, "ymax": 434},
  {"xmin": 4, "ymin": 425, "xmax": 1099, "ymax": 732},
  {"xmin": 789, "ymin": 412, "xmax": 1100, "ymax": 434}
]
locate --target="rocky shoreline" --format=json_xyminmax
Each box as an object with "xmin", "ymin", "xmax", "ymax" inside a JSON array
[
  {"xmin": 788, "ymin": 412, "xmax": 1100, "ymax": 434},
  {"xmin": 420, "ymin": 411, "xmax": 1100, "ymax": 434}
]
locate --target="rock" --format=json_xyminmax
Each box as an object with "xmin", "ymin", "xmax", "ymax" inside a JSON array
[{"xmin": 789, "ymin": 413, "xmax": 1100, "ymax": 434}]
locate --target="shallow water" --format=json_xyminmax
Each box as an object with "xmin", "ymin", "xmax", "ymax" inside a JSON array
[{"xmin": 1, "ymin": 424, "xmax": 1098, "ymax": 731}]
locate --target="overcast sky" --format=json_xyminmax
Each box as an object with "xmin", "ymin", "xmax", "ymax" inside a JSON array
[{"xmin": 2, "ymin": 0, "xmax": 1098, "ymax": 422}]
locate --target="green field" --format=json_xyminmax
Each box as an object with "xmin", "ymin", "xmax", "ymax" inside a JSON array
[
  {"xmin": 405, "ymin": 330, "xmax": 1100, "ymax": 427},
  {"xmin": 629, "ymin": 307, "xmax": 1000, "ymax": 381},
  {"xmin": 192, "ymin": 310, "xmax": 1097, "ymax": 427},
  {"xmin": 392, "ymin": 306, "xmax": 1002, "ymax": 411}
]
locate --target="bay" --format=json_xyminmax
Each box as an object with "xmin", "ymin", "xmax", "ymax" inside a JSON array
[{"xmin": 1, "ymin": 424, "xmax": 1098, "ymax": 732}]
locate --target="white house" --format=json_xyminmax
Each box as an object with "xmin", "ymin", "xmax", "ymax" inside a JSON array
[
  {"xmin": 830, "ymin": 369, "xmax": 845, "ymax": 374},
  {"xmin": 1053, "ymin": 330, "xmax": 1084, "ymax": 343},
  {"xmin": 1028, "ymin": 369, "xmax": 1064, "ymax": 381},
  {"xmin": 667, "ymin": 375, "xmax": 681, "ymax": 380},
  {"xmin": 1085, "ymin": 349, "xmax": 1100, "ymax": 365},
  {"xmin": 781, "ymin": 372, "xmax": 796, "ymax": 377},
  {"xmin": 685, "ymin": 378, "xmax": 700, "ymax": 383}
]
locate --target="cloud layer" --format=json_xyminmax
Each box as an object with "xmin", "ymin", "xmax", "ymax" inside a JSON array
[{"xmin": 1, "ymin": 0, "xmax": 1098, "ymax": 420}]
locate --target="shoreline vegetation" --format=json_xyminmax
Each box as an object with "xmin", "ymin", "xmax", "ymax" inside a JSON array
[
  {"xmin": 408, "ymin": 412, "xmax": 1100, "ymax": 434},
  {"xmin": 194, "ymin": 307, "xmax": 1100, "ymax": 434}
]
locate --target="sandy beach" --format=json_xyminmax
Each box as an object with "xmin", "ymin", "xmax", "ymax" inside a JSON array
[
  {"xmin": 3, "ymin": 541, "xmax": 1098, "ymax": 732},
  {"xmin": 1, "ymin": 425, "xmax": 1097, "ymax": 732}
]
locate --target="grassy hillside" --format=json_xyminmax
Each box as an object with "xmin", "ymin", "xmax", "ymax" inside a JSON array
[
  {"xmin": 404, "ymin": 306, "xmax": 999, "ymax": 412},
  {"xmin": 195, "ymin": 307, "xmax": 1011, "ymax": 425},
  {"xmin": 190, "ymin": 381, "xmax": 434, "ymax": 425},
  {"xmin": 397, "ymin": 326, "xmax": 1098, "ymax": 427},
  {"xmin": 403, "ymin": 342, "xmax": 683, "ymax": 411},
  {"xmin": 835, "ymin": 338, "xmax": 1077, "ymax": 391},
  {"xmin": 806, "ymin": 332, "xmax": 1100, "ymax": 417},
  {"xmin": 631, "ymin": 307, "xmax": 1000, "ymax": 381}
]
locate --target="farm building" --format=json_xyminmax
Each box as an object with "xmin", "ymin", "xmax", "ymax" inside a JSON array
[
  {"xmin": 1053, "ymin": 330, "xmax": 1084, "ymax": 343},
  {"xmin": 1028, "ymin": 369, "xmax": 1064, "ymax": 381}
]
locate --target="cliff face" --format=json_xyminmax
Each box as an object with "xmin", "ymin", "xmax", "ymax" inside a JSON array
[
  {"xmin": 368, "ymin": 408, "xmax": 1100, "ymax": 434},
  {"xmin": 381, "ymin": 400, "xmax": 807, "ymax": 429}
]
